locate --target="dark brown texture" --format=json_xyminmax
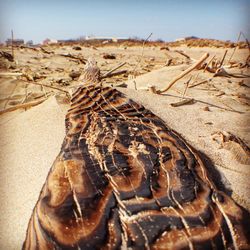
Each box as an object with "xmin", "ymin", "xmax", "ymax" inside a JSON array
[{"xmin": 23, "ymin": 61, "xmax": 250, "ymax": 250}]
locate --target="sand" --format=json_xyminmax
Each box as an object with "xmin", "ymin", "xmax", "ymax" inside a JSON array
[
  {"xmin": 0, "ymin": 42, "xmax": 249, "ymax": 248},
  {"xmin": 0, "ymin": 97, "xmax": 66, "ymax": 249}
]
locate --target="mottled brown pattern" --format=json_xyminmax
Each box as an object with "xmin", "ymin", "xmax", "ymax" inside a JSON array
[{"xmin": 23, "ymin": 61, "xmax": 249, "ymax": 250}]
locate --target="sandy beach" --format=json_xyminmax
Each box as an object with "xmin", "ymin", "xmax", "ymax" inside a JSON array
[{"xmin": 0, "ymin": 40, "xmax": 249, "ymax": 248}]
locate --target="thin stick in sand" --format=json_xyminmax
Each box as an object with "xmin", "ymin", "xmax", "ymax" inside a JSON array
[
  {"xmin": 173, "ymin": 50, "xmax": 191, "ymax": 60},
  {"xmin": 159, "ymin": 53, "xmax": 209, "ymax": 94},
  {"xmin": 228, "ymin": 31, "xmax": 242, "ymax": 63},
  {"xmin": 170, "ymin": 98, "xmax": 195, "ymax": 107},
  {"xmin": 219, "ymin": 49, "xmax": 228, "ymax": 68},
  {"xmin": 27, "ymin": 81, "xmax": 69, "ymax": 94},
  {"xmin": 133, "ymin": 32, "xmax": 153, "ymax": 74},
  {"xmin": 182, "ymin": 76, "xmax": 192, "ymax": 98},
  {"xmin": 203, "ymin": 55, "xmax": 215, "ymax": 72},
  {"xmin": 11, "ymin": 29, "xmax": 14, "ymax": 59},
  {"xmin": 101, "ymin": 62, "xmax": 126, "ymax": 78},
  {"xmin": 0, "ymin": 97, "xmax": 48, "ymax": 116},
  {"xmin": 188, "ymin": 78, "xmax": 212, "ymax": 88}
]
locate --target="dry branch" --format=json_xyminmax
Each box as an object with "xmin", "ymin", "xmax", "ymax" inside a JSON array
[{"xmin": 159, "ymin": 53, "xmax": 209, "ymax": 93}]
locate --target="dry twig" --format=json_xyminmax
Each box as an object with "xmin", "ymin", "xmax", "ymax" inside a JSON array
[
  {"xmin": 29, "ymin": 82, "xmax": 69, "ymax": 94},
  {"xmin": 170, "ymin": 98, "xmax": 195, "ymax": 107},
  {"xmin": 59, "ymin": 53, "xmax": 86, "ymax": 64},
  {"xmin": 173, "ymin": 50, "xmax": 191, "ymax": 60},
  {"xmin": 101, "ymin": 62, "xmax": 126, "ymax": 78},
  {"xmin": 0, "ymin": 97, "xmax": 48, "ymax": 115},
  {"xmin": 228, "ymin": 32, "xmax": 242, "ymax": 63},
  {"xmin": 133, "ymin": 33, "xmax": 153, "ymax": 74},
  {"xmin": 188, "ymin": 78, "xmax": 212, "ymax": 88},
  {"xmin": 219, "ymin": 50, "xmax": 228, "ymax": 68},
  {"xmin": 159, "ymin": 53, "xmax": 209, "ymax": 93}
]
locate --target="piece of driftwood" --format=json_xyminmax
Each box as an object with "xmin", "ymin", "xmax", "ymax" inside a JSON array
[
  {"xmin": 101, "ymin": 62, "xmax": 126, "ymax": 78},
  {"xmin": 69, "ymin": 71, "xmax": 81, "ymax": 79},
  {"xmin": 103, "ymin": 54, "xmax": 116, "ymax": 59},
  {"xmin": 0, "ymin": 97, "xmax": 47, "ymax": 115},
  {"xmin": 0, "ymin": 50, "xmax": 14, "ymax": 62},
  {"xmin": 23, "ymin": 59, "xmax": 250, "ymax": 249},
  {"xmin": 173, "ymin": 49, "xmax": 191, "ymax": 60},
  {"xmin": 40, "ymin": 47, "xmax": 54, "ymax": 54},
  {"xmin": 59, "ymin": 53, "xmax": 86, "ymax": 64},
  {"xmin": 170, "ymin": 98, "xmax": 195, "ymax": 107},
  {"xmin": 160, "ymin": 46, "xmax": 169, "ymax": 50},
  {"xmin": 73, "ymin": 46, "xmax": 82, "ymax": 51},
  {"xmin": 159, "ymin": 53, "xmax": 209, "ymax": 93}
]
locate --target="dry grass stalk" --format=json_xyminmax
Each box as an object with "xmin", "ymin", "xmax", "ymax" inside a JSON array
[
  {"xmin": 228, "ymin": 31, "xmax": 244, "ymax": 63},
  {"xmin": 11, "ymin": 29, "xmax": 14, "ymax": 59},
  {"xmin": 27, "ymin": 81, "xmax": 69, "ymax": 94},
  {"xmin": 101, "ymin": 62, "xmax": 126, "ymax": 78},
  {"xmin": 188, "ymin": 78, "xmax": 212, "ymax": 88},
  {"xmin": 159, "ymin": 53, "xmax": 209, "ymax": 93},
  {"xmin": 182, "ymin": 76, "xmax": 192, "ymax": 97},
  {"xmin": 102, "ymin": 70, "xmax": 127, "ymax": 78},
  {"xmin": 133, "ymin": 33, "xmax": 153, "ymax": 74},
  {"xmin": 170, "ymin": 98, "xmax": 195, "ymax": 107},
  {"xmin": 0, "ymin": 97, "xmax": 48, "ymax": 115},
  {"xmin": 219, "ymin": 49, "xmax": 228, "ymax": 68}
]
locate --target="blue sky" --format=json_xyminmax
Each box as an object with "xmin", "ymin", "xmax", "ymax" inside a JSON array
[{"xmin": 0, "ymin": 0, "xmax": 249, "ymax": 44}]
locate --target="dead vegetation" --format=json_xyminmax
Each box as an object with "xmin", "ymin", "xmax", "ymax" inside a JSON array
[{"xmin": 0, "ymin": 37, "xmax": 249, "ymax": 115}]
